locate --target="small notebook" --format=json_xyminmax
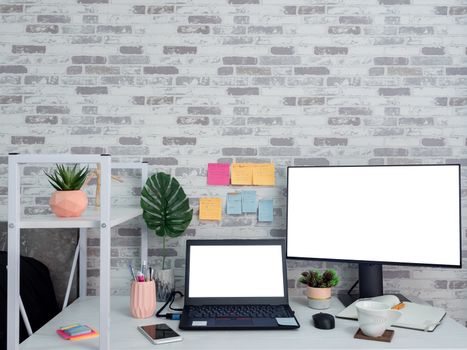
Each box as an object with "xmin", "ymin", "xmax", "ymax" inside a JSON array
[
  {"xmin": 63, "ymin": 325, "xmax": 93, "ymax": 337},
  {"xmin": 57, "ymin": 324, "xmax": 99, "ymax": 341},
  {"xmin": 336, "ymin": 295, "xmax": 446, "ymax": 332}
]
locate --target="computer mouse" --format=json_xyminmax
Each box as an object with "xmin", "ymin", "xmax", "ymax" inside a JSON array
[{"xmin": 312, "ymin": 312, "xmax": 335, "ymax": 330}]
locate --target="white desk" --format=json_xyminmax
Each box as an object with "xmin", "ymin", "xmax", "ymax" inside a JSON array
[{"xmin": 20, "ymin": 296, "xmax": 467, "ymax": 350}]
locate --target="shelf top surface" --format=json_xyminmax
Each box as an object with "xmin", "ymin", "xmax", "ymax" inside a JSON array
[
  {"xmin": 17, "ymin": 207, "xmax": 142, "ymax": 229},
  {"xmin": 20, "ymin": 296, "xmax": 467, "ymax": 350}
]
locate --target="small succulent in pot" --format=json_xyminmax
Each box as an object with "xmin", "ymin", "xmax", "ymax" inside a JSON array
[
  {"xmin": 45, "ymin": 164, "xmax": 90, "ymax": 217},
  {"xmin": 299, "ymin": 269, "xmax": 339, "ymax": 308},
  {"xmin": 299, "ymin": 269, "xmax": 339, "ymax": 289}
]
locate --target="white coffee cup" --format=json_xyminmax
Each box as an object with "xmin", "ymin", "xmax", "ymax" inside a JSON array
[{"xmin": 355, "ymin": 301, "xmax": 402, "ymax": 337}]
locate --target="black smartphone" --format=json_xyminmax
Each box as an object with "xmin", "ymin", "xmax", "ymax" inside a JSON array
[{"xmin": 138, "ymin": 323, "xmax": 182, "ymax": 344}]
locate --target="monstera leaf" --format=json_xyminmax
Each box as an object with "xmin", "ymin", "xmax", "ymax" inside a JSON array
[{"xmin": 141, "ymin": 172, "xmax": 193, "ymax": 238}]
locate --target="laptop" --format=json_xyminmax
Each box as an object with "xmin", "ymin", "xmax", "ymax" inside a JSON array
[{"xmin": 179, "ymin": 239, "xmax": 300, "ymax": 330}]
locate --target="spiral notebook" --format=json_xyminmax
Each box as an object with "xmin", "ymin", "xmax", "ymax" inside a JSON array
[{"xmin": 336, "ymin": 295, "xmax": 446, "ymax": 332}]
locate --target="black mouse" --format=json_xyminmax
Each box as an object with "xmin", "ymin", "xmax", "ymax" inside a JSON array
[{"xmin": 312, "ymin": 312, "xmax": 335, "ymax": 330}]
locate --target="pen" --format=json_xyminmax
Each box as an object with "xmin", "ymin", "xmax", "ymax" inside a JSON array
[
  {"xmin": 129, "ymin": 264, "xmax": 137, "ymax": 281},
  {"xmin": 148, "ymin": 267, "xmax": 153, "ymax": 281},
  {"xmin": 141, "ymin": 261, "xmax": 147, "ymax": 281},
  {"xmin": 392, "ymin": 302, "xmax": 405, "ymax": 310}
]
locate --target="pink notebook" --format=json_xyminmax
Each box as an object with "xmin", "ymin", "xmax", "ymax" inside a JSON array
[{"xmin": 56, "ymin": 328, "xmax": 99, "ymax": 341}]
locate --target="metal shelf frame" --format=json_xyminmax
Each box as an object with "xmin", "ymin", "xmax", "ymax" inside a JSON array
[{"xmin": 7, "ymin": 154, "xmax": 148, "ymax": 350}]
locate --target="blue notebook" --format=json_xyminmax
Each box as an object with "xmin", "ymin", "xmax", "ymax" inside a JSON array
[{"xmin": 64, "ymin": 325, "xmax": 93, "ymax": 337}]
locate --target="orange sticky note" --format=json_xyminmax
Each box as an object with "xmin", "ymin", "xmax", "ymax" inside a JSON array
[
  {"xmin": 252, "ymin": 164, "xmax": 275, "ymax": 186},
  {"xmin": 199, "ymin": 197, "xmax": 222, "ymax": 221},
  {"xmin": 231, "ymin": 163, "xmax": 253, "ymax": 185}
]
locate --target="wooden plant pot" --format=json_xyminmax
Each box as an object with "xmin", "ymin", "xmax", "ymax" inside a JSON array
[
  {"xmin": 307, "ymin": 286, "xmax": 332, "ymax": 300},
  {"xmin": 49, "ymin": 190, "xmax": 88, "ymax": 217}
]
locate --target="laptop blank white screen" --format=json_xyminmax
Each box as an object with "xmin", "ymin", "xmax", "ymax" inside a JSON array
[{"xmin": 188, "ymin": 245, "xmax": 285, "ymax": 298}]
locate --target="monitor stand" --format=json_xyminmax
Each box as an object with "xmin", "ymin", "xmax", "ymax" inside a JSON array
[{"xmin": 337, "ymin": 263, "xmax": 410, "ymax": 307}]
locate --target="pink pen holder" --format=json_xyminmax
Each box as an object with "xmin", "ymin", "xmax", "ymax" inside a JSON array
[{"xmin": 130, "ymin": 281, "xmax": 156, "ymax": 319}]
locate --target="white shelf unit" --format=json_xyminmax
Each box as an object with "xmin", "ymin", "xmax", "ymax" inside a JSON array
[{"xmin": 7, "ymin": 154, "xmax": 148, "ymax": 350}]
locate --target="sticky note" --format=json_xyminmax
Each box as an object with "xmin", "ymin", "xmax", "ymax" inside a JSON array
[
  {"xmin": 253, "ymin": 163, "xmax": 275, "ymax": 186},
  {"xmin": 59, "ymin": 324, "xmax": 80, "ymax": 331},
  {"xmin": 258, "ymin": 199, "xmax": 273, "ymax": 222},
  {"xmin": 241, "ymin": 191, "xmax": 256, "ymax": 213},
  {"xmin": 207, "ymin": 163, "xmax": 230, "ymax": 186},
  {"xmin": 226, "ymin": 193, "xmax": 242, "ymax": 215},
  {"xmin": 199, "ymin": 197, "xmax": 222, "ymax": 221},
  {"xmin": 64, "ymin": 325, "xmax": 92, "ymax": 337},
  {"xmin": 231, "ymin": 163, "xmax": 253, "ymax": 185}
]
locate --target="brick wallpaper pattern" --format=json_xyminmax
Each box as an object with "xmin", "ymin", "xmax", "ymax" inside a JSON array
[{"xmin": 0, "ymin": 0, "xmax": 466, "ymax": 325}]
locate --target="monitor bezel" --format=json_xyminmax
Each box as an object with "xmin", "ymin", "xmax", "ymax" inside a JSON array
[
  {"xmin": 286, "ymin": 164, "xmax": 462, "ymax": 269},
  {"xmin": 184, "ymin": 239, "xmax": 289, "ymax": 305}
]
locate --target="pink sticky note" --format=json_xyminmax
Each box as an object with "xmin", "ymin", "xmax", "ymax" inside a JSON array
[{"xmin": 207, "ymin": 163, "xmax": 230, "ymax": 185}]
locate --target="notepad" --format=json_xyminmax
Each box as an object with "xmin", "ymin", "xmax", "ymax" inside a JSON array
[
  {"xmin": 57, "ymin": 324, "xmax": 99, "ymax": 341},
  {"xmin": 226, "ymin": 193, "xmax": 242, "ymax": 215},
  {"xmin": 252, "ymin": 163, "xmax": 275, "ymax": 186},
  {"xmin": 207, "ymin": 163, "xmax": 230, "ymax": 186},
  {"xmin": 336, "ymin": 295, "xmax": 446, "ymax": 332},
  {"xmin": 258, "ymin": 199, "xmax": 273, "ymax": 222},
  {"xmin": 231, "ymin": 163, "xmax": 254, "ymax": 185},
  {"xmin": 241, "ymin": 191, "xmax": 257, "ymax": 213},
  {"xmin": 57, "ymin": 328, "xmax": 99, "ymax": 341},
  {"xmin": 199, "ymin": 197, "xmax": 222, "ymax": 221},
  {"xmin": 63, "ymin": 325, "xmax": 93, "ymax": 337}
]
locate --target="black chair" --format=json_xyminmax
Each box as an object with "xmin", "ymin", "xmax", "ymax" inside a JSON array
[{"xmin": 0, "ymin": 251, "xmax": 59, "ymax": 350}]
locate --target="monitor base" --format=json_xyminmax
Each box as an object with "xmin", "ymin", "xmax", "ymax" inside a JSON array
[{"xmin": 337, "ymin": 293, "xmax": 410, "ymax": 307}]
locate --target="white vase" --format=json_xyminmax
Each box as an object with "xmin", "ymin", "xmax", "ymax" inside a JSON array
[{"xmin": 155, "ymin": 269, "xmax": 175, "ymax": 302}]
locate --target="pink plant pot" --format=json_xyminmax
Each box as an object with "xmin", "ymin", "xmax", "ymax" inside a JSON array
[
  {"xmin": 307, "ymin": 287, "xmax": 332, "ymax": 300},
  {"xmin": 49, "ymin": 190, "xmax": 88, "ymax": 217},
  {"xmin": 130, "ymin": 281, "xmax": 156, "ymax": 319}
]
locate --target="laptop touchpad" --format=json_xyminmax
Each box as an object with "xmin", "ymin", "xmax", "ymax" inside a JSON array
[{"xmin": 215, "ymin": 318, "xmax": 253, "ymax": 326}]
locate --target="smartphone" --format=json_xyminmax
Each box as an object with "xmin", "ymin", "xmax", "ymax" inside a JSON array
[{"xmin": 137, "ymin": 323, "xmax": 182, "ymax": 345}]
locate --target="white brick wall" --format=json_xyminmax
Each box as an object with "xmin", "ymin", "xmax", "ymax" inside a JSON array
[{"xmin": 0, "ymin": 0, "xmax": 466, "ymax": 326}]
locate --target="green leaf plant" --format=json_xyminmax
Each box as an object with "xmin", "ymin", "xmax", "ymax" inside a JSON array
[{"xmin": 140, "ymin": 172, "xmax": 193, "ymax": 270}]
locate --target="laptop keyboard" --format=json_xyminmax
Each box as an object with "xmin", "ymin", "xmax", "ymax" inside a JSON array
[{"xmin": 187, "ymin": 304, "xmax": 292, "ymax": 319}]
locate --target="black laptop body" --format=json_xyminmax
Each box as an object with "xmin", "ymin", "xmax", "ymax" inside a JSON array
[{"xmin": 179, "ymin": 239, "xmax": 300, "ymax": 330}]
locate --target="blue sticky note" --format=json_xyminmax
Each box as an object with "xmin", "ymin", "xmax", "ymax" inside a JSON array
[
  {"xmin": 226, "ymin": 193, "xmax": 242, "ymax": 215},
  {"xmin": 63, "ymin": 325, "xmax": 92, "ymax": 336},
  {"xmin": 241, "ymin": 191, "xmax": 256, "ymax": 213},
  {"xmin": 258, "ymin": 199, "xmax": 273, "ymax": 222}
]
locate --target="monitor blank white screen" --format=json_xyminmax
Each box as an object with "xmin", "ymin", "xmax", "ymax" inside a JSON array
[
  {"xmin": 188, "ymin": 245, "xmax": 284, "ymax": 298},
  {"xmin": 287, "ymin": 165, "xmax": 461, "ymax": 266}
]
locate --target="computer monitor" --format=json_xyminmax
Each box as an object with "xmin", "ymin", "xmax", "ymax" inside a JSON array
[{"xmin": 286, "ymin": 164, "xmax": 462, "ymax": 304}]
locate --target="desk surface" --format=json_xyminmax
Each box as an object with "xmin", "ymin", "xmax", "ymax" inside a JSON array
[{"xmin": 21, "ymin": 296, "xmax": 467, "ymax": 350}]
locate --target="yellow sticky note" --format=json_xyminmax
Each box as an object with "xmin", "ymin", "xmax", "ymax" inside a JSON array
[
  {"xmin": 199, "ymin": 197, "xmax": 222, "ymax": 221},
  {"xmin": 231, "ymin": 163, "xmax": 253, "ymax": 185},
  {"xmin": 253, "ymin": 163, "xmax": 275, "ymax": 186}
]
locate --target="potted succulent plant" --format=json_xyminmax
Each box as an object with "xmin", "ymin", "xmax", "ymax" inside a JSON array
[
  {"xmin": 299, "ymin": 269, "xmax": 339, "ymax": 309},
  {"xmin": 45, "ymin": 164, "xmax": 90, "ymax": 217},
  {"xmin": 141, "ymin": 172, "xmax": 193, "ymax": 302}
]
